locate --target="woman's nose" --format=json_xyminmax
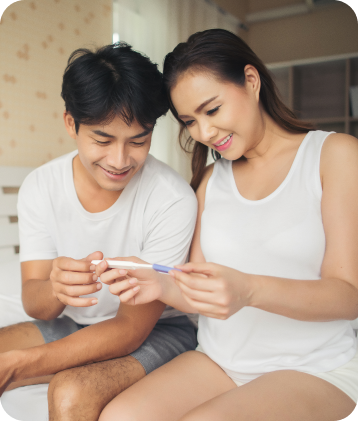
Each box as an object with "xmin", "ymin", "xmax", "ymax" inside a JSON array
[{"xmin": 198, "ymin": 121, "xmax": 217, "ymax": 143}]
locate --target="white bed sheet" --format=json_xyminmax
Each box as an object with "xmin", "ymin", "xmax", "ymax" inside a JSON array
[{"xmin": 0, "ymin": 256, "xmax": 48, "ymax": 421}]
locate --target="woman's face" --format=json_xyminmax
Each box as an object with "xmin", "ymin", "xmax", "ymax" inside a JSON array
[{"xmin": 170, "ymin": 68, "xmax": 264, "ymax": 160}]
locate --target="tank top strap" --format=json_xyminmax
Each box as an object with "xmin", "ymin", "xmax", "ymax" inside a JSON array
[{"xmin": 293, "ymin": 130, "xmax": 334, "ymax": 201}]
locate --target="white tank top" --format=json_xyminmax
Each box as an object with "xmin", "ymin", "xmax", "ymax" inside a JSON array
[{"xmin": 199, "ymin": 130, "xmax": 357, "ymax": 384}]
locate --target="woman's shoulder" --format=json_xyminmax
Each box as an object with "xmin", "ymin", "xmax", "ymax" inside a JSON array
[{"xmin": 320, "ymin": 132, "xmax": 358, "ymax": 180}]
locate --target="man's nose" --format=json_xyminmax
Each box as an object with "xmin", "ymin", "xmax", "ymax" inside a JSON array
[{"xmin": 106, "ymin": 144, "xmax": 130, "ymax": 169}]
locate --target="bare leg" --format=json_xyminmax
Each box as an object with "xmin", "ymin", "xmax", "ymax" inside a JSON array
[
  {"xmin": 99, "ymin": 350, "xmax": 356, "ymax": 421},
  {"xmin": 48, "ymin": 355, "xmax": 146, "ymax": 421},
  {"xmin": 0, "ymin": 322, "xmax": 54, "ymax": 390},
  {"xmin": 0, "ymin": 322, "xmax": 45, "ymax": 352},
  {"xmin": 178, "ymin": 370, "xmax": 356, "ymax": 421},
  {"xmin": 99, "ymin": 351, "xmax": 237, "ymax": 421}
]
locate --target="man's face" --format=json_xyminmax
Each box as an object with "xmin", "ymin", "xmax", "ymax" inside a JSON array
[{"xmin": 64, "ymin": 113, "xmax": 152, "ymax": 192}]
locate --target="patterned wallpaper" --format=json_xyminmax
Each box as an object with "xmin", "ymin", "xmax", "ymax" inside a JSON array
[{"xmin": 0, "ymin": 0, "xmax": 113, "ymax": 167}]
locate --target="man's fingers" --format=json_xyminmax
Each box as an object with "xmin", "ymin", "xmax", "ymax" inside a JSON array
[
  {"xmin": 55, "ymin": 282, "xmax": 102, "ymax": 297},
  {"xmin": 56, "ymin": 256, "xmax": 93, "ymax": 273},
  {"xmin": 83, "ymin": 251, "xmax": 103, "ymax": 262},
  {"xmin": 56, "ymin": 293, "xmax": 98, "ymax": 307},
  {"xmin": 56, "ymin": 270, "xmax": 97, "ymax": 285}
]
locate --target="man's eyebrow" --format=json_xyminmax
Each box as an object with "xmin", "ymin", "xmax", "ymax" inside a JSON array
[
  {"xmin": 92, "ymin": 130, "xmax": 116, "ymax": 139},
  {"xmin": 178, "ymin": 96, "xmax": 218, "ymax": 119},
  {"xmin": 129, "ymin": 129, "xmax": 152, "ymax": 139}
]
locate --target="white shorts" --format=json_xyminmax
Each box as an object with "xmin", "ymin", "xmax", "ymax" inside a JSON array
[{"xmin": 196, "ymin": 344, "xmax": 358, "ymax": 403}]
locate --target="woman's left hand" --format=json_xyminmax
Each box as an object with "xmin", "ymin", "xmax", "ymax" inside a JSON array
[{"xmin": 170, "ymin": 262, "xmax": 255, "ymax": 319}]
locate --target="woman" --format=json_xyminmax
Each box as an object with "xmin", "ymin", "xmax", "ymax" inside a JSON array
[{"xmin": 97, "ymin": 29, "xmax": 358, "ymax": 420}]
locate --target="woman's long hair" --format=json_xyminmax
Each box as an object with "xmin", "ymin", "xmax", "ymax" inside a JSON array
[{"xmin": 163, "ymin": 29, "xmax": 314, "ymax": 191}]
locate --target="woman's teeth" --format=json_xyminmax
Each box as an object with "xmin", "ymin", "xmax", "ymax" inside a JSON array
[{"xmin": 217, "ymin": 134, "xmax": 232, "ymax": 146}]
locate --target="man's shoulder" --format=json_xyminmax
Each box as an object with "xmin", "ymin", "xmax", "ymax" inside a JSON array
[
  {"xmin": 19, "ymin": 150, "xmax": 77, "ymax": 199},
  {"xmin": 141, "ymin": 155, "xmax": 195, "ymax": 201}
]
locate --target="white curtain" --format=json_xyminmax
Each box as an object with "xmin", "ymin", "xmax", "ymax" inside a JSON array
[{"xmin": 113, "ymin": 0, "xmax": 241, "ymax": 181}]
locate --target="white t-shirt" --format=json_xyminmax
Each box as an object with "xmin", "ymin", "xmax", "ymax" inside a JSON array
[{"xmin": 18, "ymin": 151, "xmax": 197, "ymax": 325}]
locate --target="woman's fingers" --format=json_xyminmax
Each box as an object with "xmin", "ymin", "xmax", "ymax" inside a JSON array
[
  {"xmin": 109, "ymin": 278, "xmax": 138, "ymax": 296},
  {"xmin": 100, "ymin": 268, "xmax": 128, "ymax": 285},
  {"xmin": 181, "ymin": 294, "xmax": 230, "ymax": 320},
  {"xmin": 175, "ymin": 262, "xmax": 217, "ymax": 276},
  {"xmin": 176, "ymin": 280, "xmax": 217, "ymax": 304},
  {"xmin": 170, "ymin": 270, "xmax": 215, "ymax": 292}
]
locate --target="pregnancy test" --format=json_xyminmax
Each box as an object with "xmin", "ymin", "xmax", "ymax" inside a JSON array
[{"xmin": 91, "ymin": 260, "xmax": 180, "ymax": 274}]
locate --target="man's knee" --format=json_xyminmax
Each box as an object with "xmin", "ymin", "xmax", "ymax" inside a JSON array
[{"xmin": 48, "ymin": 369, "xmax": 86, "ymax": 415}]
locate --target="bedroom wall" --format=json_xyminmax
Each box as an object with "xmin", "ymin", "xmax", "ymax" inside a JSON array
[{"xmin": 0, "ymin": 0, "xmax": 112, "ymax": 167}]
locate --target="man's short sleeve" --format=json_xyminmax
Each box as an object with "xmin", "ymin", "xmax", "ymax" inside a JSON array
[
  {"xmin": 18, "ymin": 171, "xmax": 57, "ymax": 262},
  {"xmin": 140, "ymin": 191, "xmax": 197, "ymax": 267}
]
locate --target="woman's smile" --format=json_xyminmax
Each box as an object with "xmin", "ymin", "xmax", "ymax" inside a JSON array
[{"xmin": 213, "ymin": 133, "xmax": 233, "ymax": 151}]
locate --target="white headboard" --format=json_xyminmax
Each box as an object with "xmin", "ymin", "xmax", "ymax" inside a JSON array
[{"xmin": 0, "ymin": 166, "xmax": 34, "ymax": 262}]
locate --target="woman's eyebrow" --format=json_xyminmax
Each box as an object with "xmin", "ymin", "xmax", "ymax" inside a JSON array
[{"xmin": 178, "ymin": 96, "xmax": 218, "ymax": 119}]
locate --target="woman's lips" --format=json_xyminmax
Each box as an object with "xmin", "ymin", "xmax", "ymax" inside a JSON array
[
  {"xmin": 99, "ymin": 165, "xmax": 131, "ymax": 180},
  {"xmin": 214, "ymin": 134, "xmax": 233, "ymax": 152}
]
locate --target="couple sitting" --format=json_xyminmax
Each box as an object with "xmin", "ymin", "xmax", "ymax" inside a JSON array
[{"xmin": 1, "ymin": 29, "xmax": 358, "ymax": 421}]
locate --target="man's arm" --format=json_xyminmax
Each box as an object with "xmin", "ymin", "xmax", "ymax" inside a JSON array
[
  {"xmin": 1, "ymin": 299, "xmax": 165, "ymax": 395},
  {"xmin": 21, "ymin": 252, "xmax": 104, "ymax": 320}
]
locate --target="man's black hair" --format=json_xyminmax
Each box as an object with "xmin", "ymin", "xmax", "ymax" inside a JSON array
[{"xmin": 61, "ymin": 42, "xmax": 169, "ymax": 132}]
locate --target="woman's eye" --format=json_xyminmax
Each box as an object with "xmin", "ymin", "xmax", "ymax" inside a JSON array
[
  {"xmin": 207, "ymin": 106, "xmax": 220, "ymax": 115},
  {"xmin": 184, "ymin": 120, "xmax": 194, "ymax": 127}
]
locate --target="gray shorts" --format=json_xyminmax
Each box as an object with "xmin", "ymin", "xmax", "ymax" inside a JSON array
[{"xmin": 32, "ymin": 315, "xmax": 197, "ymax": 374}]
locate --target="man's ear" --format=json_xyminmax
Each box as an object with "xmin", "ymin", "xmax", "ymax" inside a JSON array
[{"xmin": 63, "ymin": 112, "xmax": 77, "ymax": 140}]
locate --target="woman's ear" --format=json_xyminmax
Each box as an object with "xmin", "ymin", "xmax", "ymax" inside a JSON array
[
  {"xmin": 63, "ymin": 112, "xmax": 77, "ymax": 140},
  {"xmin": 244, "ymin": 65, "xmax": 261, "ymax": 102}
]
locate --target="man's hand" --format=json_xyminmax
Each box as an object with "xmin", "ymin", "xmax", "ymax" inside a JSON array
[{"xmin": 50, "ymin": 251, "xmax": 104, "ymax": 307}]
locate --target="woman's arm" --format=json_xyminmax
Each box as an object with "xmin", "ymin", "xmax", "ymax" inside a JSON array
[
  {"xmin": 172, "ymin": 134, "xmax": 358, "ymax": 321},
  {"xmin": 97, "ymin": 165, "xmax": 215, "ymax": 312}
]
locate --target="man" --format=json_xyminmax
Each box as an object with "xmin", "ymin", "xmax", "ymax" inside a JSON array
[{"xmin": 0, "ymin": 43, "xmax": 197, "ymax": 421}]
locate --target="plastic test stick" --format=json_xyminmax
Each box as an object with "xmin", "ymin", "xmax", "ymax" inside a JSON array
[{"xmin": 91, "ymin": 260, "xmax": 180, "ymax": 274}]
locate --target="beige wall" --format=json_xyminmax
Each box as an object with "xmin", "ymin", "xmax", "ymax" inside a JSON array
[
  {"xmin": 0, "ymin": 0, "xmax": 112, "ymax": 167},
  {"xmin": 248, "ymin": 2, "xmax": 358, "ymax": 64},
  {"xmin": 213, "ymin": 0, "xmax": 248, "ymax": 21},
  {"xmin": 214, "ymin": 1, "xmax": 358, "ymax": 64}
]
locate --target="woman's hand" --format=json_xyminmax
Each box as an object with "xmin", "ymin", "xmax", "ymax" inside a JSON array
[
  {"xmin": 95, "ymin": 257, "xmax": 165, "ymax": 305},
  {"xmin": 170, "ymin": 262, "xmax": 255, "ymax": 319}
]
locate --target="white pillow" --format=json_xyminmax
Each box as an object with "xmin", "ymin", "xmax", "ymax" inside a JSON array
[
  {"xmin": 0, "ymin": 256, "xmax": 34, "ymax": 328},
  {"xmin": 0, "ymin": 255, "xmax": 22, "ymax": 295}
]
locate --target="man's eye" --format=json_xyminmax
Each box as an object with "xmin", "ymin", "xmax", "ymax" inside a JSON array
[
  {"xmin": 207, "ymin": 106, "xmax": 221, "ymax": 115},
  {"xmin": 184, "ymin": 120, "xmax": 194, "ymax": 127},
  {"xmin": 95, "ymin": 140, "xmax": 110, "ymax": 145},
  {"xmin": 131, "ymin": 141, "xmax": 146, "ymax": 146}
]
